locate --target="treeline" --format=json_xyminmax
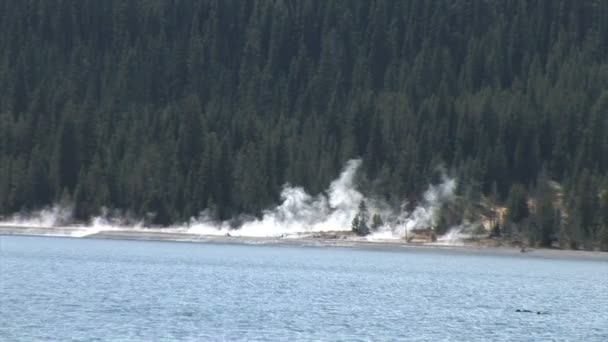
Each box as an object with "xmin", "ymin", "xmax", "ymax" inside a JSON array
[{"xmin": 0, "ymin": 0, "xmax": 607, "ymax": 249}]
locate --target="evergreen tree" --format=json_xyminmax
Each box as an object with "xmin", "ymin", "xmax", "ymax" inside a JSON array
[
  {"xmin": 0, "ymin": 0, "xmax": 606, "ymax": 249},
  {"xmin": 371, "ymin": 214, "xmax": 384, "ymax": 231},
  {"xmin": 352, "ymin": 200, "xmax": 370, "ymax": 236},
  {"xmin": 507, "ymin": 184, "xmax": 529, "ymax": 224}
]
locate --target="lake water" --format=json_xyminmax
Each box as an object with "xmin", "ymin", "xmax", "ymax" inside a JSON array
[{"xmin": 1, "ymin": 236, "xmax": 607, "ymax": 341}]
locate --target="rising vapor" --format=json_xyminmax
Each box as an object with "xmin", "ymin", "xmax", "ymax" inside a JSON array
[
  {"xmin": 188, "ymin": 159, "xmax": 363, "ymax": 237},
  {"xmin": 187, "ymin": 159, "xmax": 458, "ymax": 239},
  {"xmin": 0, "ymin": 159, "xmax": 461, "ymax": 241},
  {"xmin": 1, "ymin": 204, "xmax": 73, "ymax": 228}
]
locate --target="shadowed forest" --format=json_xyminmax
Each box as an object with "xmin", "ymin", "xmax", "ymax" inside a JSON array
[{"xmin": 0, "ymin": 0, "xmax": 607, "ymax": 249}]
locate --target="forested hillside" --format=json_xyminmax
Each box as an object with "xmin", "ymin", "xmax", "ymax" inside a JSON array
[{"xmin": 1, "ymin": 1, "xmax": 607, "ymax": 248}]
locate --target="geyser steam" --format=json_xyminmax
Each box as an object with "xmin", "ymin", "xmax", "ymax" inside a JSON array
[
  {"xmin": 187, "ymin": 160, "xmax": 458, "ymax": 239},
  {"xmin": 1, "ymin": 204, "xmax": 73, "ymax": 227},
  {"xmin": 188, "ymin": 159, "xmax": 363, "ymax": 237},
  {"xmin": 0, "ymin": 159, "xmax": 461, "ymax": 240}
]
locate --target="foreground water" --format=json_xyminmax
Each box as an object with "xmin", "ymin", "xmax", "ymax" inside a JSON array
[{"xmin": 1, "ymin": 236, "xmax": 607, "ymax": 341}]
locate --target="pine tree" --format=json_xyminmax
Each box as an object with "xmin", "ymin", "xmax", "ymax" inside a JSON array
[
  {"xmin": 371, "ymin": 214, "xmax": 384, "ymax": 231},
  {"xmin": 352, "ymin": 200, "xmax": 370, "ymax": 236},
  {"xmin": 0, "ymin": 0, "xmax": 607, "ymax": 248}
]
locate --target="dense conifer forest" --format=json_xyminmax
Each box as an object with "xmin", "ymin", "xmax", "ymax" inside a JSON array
[{"xmin": 1, "ymin": 1, "xmax": 607, "ymax": 249}]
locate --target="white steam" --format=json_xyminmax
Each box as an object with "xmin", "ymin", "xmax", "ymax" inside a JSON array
[
  {"xmin": 429, "ymin": 223, "xmax": 481, "ymax": 246},
  {"xmin": 370, "ymin": 176, "xmax": 457, "ymax": 240},
  {"xmin": 0, "ymin": 159, "xmax": 465, "ymax": 243},
  {"xmin": 187, "ymin": 160, "xmax": 458, "ymax": 240},
  {"xmin": 0, "ymin": 204, "xmax": 73, "ymax": 227},
  {"xmin": 187, "ymin": 159, "xmax": 363, "ymax": 237}
]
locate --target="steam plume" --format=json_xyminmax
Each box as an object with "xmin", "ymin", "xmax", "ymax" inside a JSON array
[
  {"xmin": 0, "ymin": 204, "xmax": 73, "ymax": 227},
  {"xmin": 0, "ymin": 159, "xmax": 462, "ymax": 242},
  {"xmin": 187, "ymin": 159, "xmax": 363, "ymax": 237}
]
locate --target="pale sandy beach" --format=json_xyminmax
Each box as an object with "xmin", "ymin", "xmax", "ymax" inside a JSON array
[{"xmin": 1, "ymin": 225, "xmax": 607, "ymax": 262}]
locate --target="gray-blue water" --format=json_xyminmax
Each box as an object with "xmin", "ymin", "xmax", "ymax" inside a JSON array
[{"xmin": 1, "ymin": 236, "xmax": 607, "ymax": 341}]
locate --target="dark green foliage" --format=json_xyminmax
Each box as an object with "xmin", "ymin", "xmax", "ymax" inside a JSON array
[
  {"xmin": 351, "ymin": 216, "xmax": 361, "ymax": 235},
  {"xmin": 435, "ymin": 215, "xmax": 449, "ymax": 237},
  {"xmin": 352, "ymin": 201, "xmax": 370, "ymax": 236},
  {"xmin": 600, "ymin": 192, "xmax": 608, "ymax": 251},
  {"xmin": 534, "ymin": 177, "xmax": 558, "ymax": 247},
  {"xmin": 566, "ymin": 170, "xmax": 600, "ymax": 249},
  {"xmin": 371, "ymin": 214, "xmax": 384, "ymax": 231},
  {"xmin": 507, "ymin": 184, "xmax": 529, "ymax": 225},
  {"xmin": 0, "ymin": 0, "xmax": 606, "ymax": 247}
]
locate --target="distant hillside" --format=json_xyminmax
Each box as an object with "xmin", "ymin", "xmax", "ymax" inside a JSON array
[{"xmin": 0, "ymin": 1, "xmax": 607, "ymax": 249}]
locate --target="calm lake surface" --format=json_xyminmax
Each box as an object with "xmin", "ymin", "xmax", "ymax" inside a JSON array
[{"xmin": 1, "ymin": 235, "xmax": 607, "ymax": 341}]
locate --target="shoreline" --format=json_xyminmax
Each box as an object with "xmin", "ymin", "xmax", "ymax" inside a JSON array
[{"xmin": 1, "ymin": 225, "xmax": 607, "ymax": 261}]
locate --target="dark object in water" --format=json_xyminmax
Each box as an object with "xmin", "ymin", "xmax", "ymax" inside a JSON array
[{"xmin": 516, "ymin": 309, "xmax": 548, "ymax": 315}]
